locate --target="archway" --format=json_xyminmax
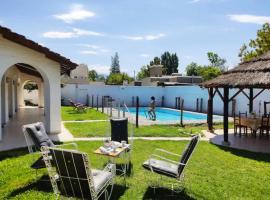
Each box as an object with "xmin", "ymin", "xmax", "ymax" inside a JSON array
[{"xmin": 23, "ymin": 81, "xmax": 39, "ymax": 107}]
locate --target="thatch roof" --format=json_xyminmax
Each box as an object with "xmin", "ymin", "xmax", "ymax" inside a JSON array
[{"xmin": 202, "ymin": 51, "xmax": 270, "ymax": 88}]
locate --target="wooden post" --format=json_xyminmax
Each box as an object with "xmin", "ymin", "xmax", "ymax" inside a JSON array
[
  {"xmin": 249, "ymin": 88, "xmax": 253, "ymax": 113},
  {"xmin": 196, "ymin": 98, "xmax": 199, "ymax": 112},
  {"xmin": 232, "ymin": 99, "xmax": 236, "ymax": 116},
  {"xmin": 86, "ymin": 94, "xmax": 89, "ymax": 106},
  {"xmin": 180, "ymin": 99, "xmax": 184, "ymax": 127},
  {"xmin": 91, "ymin": 95, "xmax": 94, "ymax": 108},
  {"xmin": 96, "ymin": 96, "xmax": 99, "ymax": 111},
  {"xmin": 177, "ymin": 97, "xmax": 181, "ymax": 109},
  {"xmin": 175, "ymin": 97, "xmax": 178, "ymax": 109},
  {"xmin": 223, "ymin": 87, "xmax": 229, "ymax": 144},
  {"xmin": 207, "ymin": 88, "xmax": 213, "ymax": 132},
  {"xmin": 200, "ymin": 98, "xmax": 203, "ymax": 112},
  {"xmin": 136, "ymin": 96, "xmax": 139, "ymax": 128},
  {"xmin": 101, "ymin": 96, "xmax": 104, "ymax": 113},
  {"xmin": 161, "ymin": 96, "xmax": 165, "ymax": 107}
]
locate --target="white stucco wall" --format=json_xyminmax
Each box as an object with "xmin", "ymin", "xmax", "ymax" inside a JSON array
[
  {"xmin": 0, "ymin": 35, "xmax": 62, "ymax": 137},
  {"xmin": 61, "ymin": 84, "xmax": 270, "ymax": 116}
]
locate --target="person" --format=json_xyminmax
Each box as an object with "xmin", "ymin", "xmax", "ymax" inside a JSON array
[{"xmin": 148, "ymin": 96, "xmax": 156, "ymax": 121}]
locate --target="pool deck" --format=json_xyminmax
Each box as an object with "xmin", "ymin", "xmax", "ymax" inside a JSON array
[{"xmin": 103, "ymin": 107, "xmax": 229, "ymax": 126}]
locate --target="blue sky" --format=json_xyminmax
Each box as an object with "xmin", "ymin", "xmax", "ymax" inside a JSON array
[{"xmin": 0, "ymin": 0, "xmax": 270, "ymax": 76}]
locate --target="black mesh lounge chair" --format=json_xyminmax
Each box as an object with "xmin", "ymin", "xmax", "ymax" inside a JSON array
[
  {"xmin": 142, "ymin": 135, "xmax": 200, "ymax": 192},
  {"xmin": 22, "ymin": 122, "xmax": 77, "ymax": 169},
  {"xmin": 41, "ymin": 146, "xmax": 116, "ymax": 200}
]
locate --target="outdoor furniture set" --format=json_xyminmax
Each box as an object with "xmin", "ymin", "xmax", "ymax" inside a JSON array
[
  {"xmin": 234, "ymin": 112, "xmax": 270, "ymax": 137},
  {"xmin": 22, "ymin": 120, "xmax": 200, "ymax": 200}
]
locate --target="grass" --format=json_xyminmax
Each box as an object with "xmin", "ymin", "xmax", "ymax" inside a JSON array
[
  {"xmin": 64, "ymin": 121, "xmax": 233, "ymax": 138},
  {"xmin": 0, "ymin": 140, "xmax": 270, "ymax": 199},
  {"xmin": 61, "ymin": 106, "xmax": 108, "ymax": 121}
]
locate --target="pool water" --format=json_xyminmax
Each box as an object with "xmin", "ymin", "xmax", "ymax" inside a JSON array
[{"xmin": 126, "ymin": 107, "xmax": 221, "ymax": 121}]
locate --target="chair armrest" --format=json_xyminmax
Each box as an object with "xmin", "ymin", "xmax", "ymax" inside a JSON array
[
  {"xmin": 55, "ymin": 142, "xmax": 78, "ymax": 150},
  {"xmin": 149, "ymin": 154, "xmax": 180, "ymax": 165},
  {"xmin": 154, "ymin": 148, "xmax": 181, "ymax": 157},
  {"xmin": 104, "ymin": 163, "xmax": 116, "ymax": 175}
]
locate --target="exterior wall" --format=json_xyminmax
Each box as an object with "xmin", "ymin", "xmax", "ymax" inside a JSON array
[
  {"xmin": 149, "ymin": 65, "xmax": 163, "ymax": 77},
  {"xmin": 61, "ymin": 84, "xmax": 270, "ymax": 116},
  {"xmin": 0, "ymin": 35, "xmax": 61, "ymax": 138}
]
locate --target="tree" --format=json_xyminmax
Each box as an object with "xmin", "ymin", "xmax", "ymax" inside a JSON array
[
  {"xmin": 198, "ymin": 66, "xmax": 222, "ymax": 81},
  {"xmin": 161, "ymin": 51, "xmax": 179, "ymax": 75},
  {"xmin": 88, "ymin": 70, "xmax": 98, "ymax": 81},
  {"xmin": 185, "ymin": 62, "xmax": 202, "ymax": 76},
  {"xmin": 239, "ymin": 23, "xmax": 270, "ymax": 62},
  {"xmin": 136, "ymin": 65, "xmax": 150, "ymax": 80},
  {"xmin": 106, "ymin": 73, "xmax": 133, "ymax": 85},
  {"xmin": 150, "ymin": 57, "xmax": 161, "ymax": 66},
  {"xmin": 24, "ymin": 82, "xmax": 38, "ymax": 92},
  {"xmin": 110, "ymin": 52, "xmax": 120, "ymax": 74},
  {"xmin": 207, "ymin": 52, "xmax": 226, "ymax": 71}
]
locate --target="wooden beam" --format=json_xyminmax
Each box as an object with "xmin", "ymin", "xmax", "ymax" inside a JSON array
[
  {"xmin": 253, "ymin": 89, "xmax": 265, "ymax": 100},
  {"xmin": 241, "ymin": 90, "xmax": 250, "ymax": 99},
  {"xmin": 207, "ymin": 88, "xmax": 214, "ymax": 132},
  {"xmin": 249, "ymin": 88, "xmax": 254, "ymax": 113},
  {"xmin": 229, "ymin": 88, "xmax": 243, "ymax": 102},
  {"xmin": 216, "ymin": 88, "xmax": 224, "ymax": 102},
  {"xmin": 223, "ymin": 87, "xmax": 229, "ymax": 144}
]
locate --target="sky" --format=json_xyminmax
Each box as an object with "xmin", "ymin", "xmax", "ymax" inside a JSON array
[{"xmin": 0, "ymin": 0, "xmax": 270, "ymax": 76}]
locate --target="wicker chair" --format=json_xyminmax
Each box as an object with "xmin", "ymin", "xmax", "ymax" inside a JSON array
[
  {"xmin": 142, "ymin": 135, "xmax": 200, "ymax": 193},
  {"xmin": 41, "ymin": 146, "xmax": 116, "ymax": 200}
]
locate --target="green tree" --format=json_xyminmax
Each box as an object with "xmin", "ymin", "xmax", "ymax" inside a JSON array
[
  {"xmin": 150, "ymin": 57, "xmax": 161, "ymax": 66},
  {"xmin": 161, "ymin": 51, "xmax": 179, "ymax": 75},
  {"xmin": 185, "ymin": 62, "xmax": 202, "ymax": 76},
  {"xmin": 239, "ymin": 23, "xmax": 270, "ymax": 61},
  {"xmin": 106, "ymin": 73, "xmax": 133, "ymax": 85},
  {"xmin": 207, "ymin": 52, "xmax": 226, "ymax": 71},
  {"xmin": 199, "ymin": 66, "xmax": 222, "ymax": 81},
  {"xmin": 88, "ymin": 70, "xmax": 98, "ymax": 81},
  {"xmin": 110, "ymin": 52, "xmax": 120, "ymax": 74},
  {"xmin": 136, "ymin": 65, "xmax": 150, "ymax": 80},
  {"xmin": 24, "ymin": 82, "xmax": 38, "ymax": 92}
]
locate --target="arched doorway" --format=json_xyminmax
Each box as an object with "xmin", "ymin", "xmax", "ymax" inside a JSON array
[{"xmin": 23, "ymin": 81, "xmax": 39, "ymax": 107}]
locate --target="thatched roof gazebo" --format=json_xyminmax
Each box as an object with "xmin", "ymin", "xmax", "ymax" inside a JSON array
[{"xmin": 202, "ymin": 51, "xmax": 270, "ymax": 145}]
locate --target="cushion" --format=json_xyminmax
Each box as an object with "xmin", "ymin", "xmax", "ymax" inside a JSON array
[
  {"xmin": 92, "ymin": 169, "xmax": 113, "ymax": 192},
  {"xmin": 143, "ymin": 158, "xmax": 179, "ymax": 178},
  {"xmin": 25, "ymin": 122, "xmax": 55, "ymax": 150},
  {"xmin": 178, "ymin": 135, "xmax": 199, "ymax": 174}
]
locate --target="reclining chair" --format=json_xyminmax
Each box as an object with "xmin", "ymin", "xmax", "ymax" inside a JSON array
[
  {"xmin": 142, "ymin": 135, "xmax": 200, "ymax": 193},
  {"xmin": 22, "ymin": 122, "xmax": 77, "ymax": 169},
  {"xmin": 41, "ymin": 146, "xmax": 116, "ymax": 200}
]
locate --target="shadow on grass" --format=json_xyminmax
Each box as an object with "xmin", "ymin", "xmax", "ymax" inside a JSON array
[
  {"xmin": 7, "ymin": 175, "xmax": 52, "ymax": 198},
  {"xmin": 143, "ymin": 187, "xmax": 195, "ymax": 200},
  {"xmin": 115, "ymin": 162, "xmax": 133, "ymax": 177},
  {"xmin": 0, "ymin": 147, "xmax": 29, "ymax": 161},
  {"xmin": 8, "ymin": 175, "xmax": 128, "ymax": 200},
  {"xmin": 212, "ymin": 143, "xmax": 270, "ymax": 163}
]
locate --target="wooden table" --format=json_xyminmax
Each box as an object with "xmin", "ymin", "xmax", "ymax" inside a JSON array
[
  {"xmin": 240, "ymin": 117, "xmax": 261, "ymax": 137},
  {"xmin": 94, "ymin": 144, "xmax": 131, "ymax": 178}
]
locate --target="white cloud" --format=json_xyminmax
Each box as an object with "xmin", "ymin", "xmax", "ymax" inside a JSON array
[
  {"xmin": 228, "ymin": 14, "xmax": 270, "ymax": 25},
  {"xmin": 189, "ymin": 0, "xmax": 201, "ymax": 3},
  {"xmin": 43, "ymin": 28, "xmax": 104, "ymax": 39},
  {"xmin": 140, "ymin": 54, "xmax": 150, "ymax": 58},
  {"xmin": 78, "ymin": 44, "xmax": 110, "ymax": 54},
  {"xmin": 80, "ymin": 50, "xmax": 98, "ymax": 55},
  {"xmin": 123, "ymin": 33, "xmax": 165, "ymax": 41},
  {"xmin": 54, "ymin": 4, "xmax": 95, "ymax": 23},
  {"xmin": 88, "ymin": 64, "xmax": 110, "ymax": 74}
]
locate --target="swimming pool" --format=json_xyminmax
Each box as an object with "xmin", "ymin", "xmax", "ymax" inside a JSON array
[{"xmin": 126, "ymin": 107, "xmax": 222, "ymax": 122}]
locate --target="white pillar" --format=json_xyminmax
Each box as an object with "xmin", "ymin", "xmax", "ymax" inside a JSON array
[
  {"xmin": 38, "ymin": 82, "xmax": 44, "ymax": 107},
  {"xmin": 1, "ymin": 76, "xmax": 6, "ymax": 126},
  {"xmin": 11, "ymin": 80, "xmax": 16, "ymax": 116},
  {"xmin": 5, "ymin": 78, "xmax": 9, "ymax": 123},
  {"xmin": 44, "ymin": 78, "xmax": 61, "ymax": 134}
]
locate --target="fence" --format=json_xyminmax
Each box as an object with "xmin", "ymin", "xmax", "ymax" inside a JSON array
[{"xmin": 61, "ymin": 84, "xmax": 270, "ymax": 116}]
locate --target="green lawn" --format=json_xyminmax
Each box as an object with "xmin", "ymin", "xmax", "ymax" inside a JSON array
[
  {"xmin": 64, "ymin": 121, "xmax": 232, "ymax": 138},
  {"xmin": 0, "ymin": 141, "xmax": 269, "ymax": 199},
  {"xmin": 61, "ymin": 106, "xmax": 108, "ymax": 121}
]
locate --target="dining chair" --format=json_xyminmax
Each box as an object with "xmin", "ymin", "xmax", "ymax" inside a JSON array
[
  {"xmin": 234, "ymin": 112, "xmax": 248, "ymax": 136},
  {"xmin": 259, "ymin": 115, "xmax": 270, "ymax": 137}
]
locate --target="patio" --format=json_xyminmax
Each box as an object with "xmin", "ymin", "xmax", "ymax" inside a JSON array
[{"xmin": 0, "ymin": 107, "xmax": 73, "ymax": 151}]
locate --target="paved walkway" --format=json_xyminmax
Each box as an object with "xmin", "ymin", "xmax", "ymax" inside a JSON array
[{"xmin": 73, "ymin": 136, "xmax": 209, "ymax": 141}]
